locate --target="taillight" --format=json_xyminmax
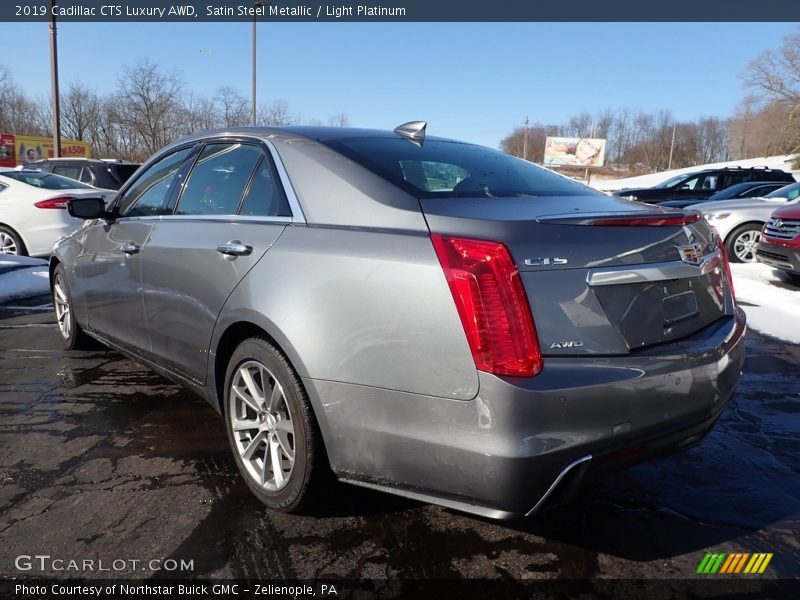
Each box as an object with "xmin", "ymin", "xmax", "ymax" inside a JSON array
[
  {"xmin": 34, "ymin": 196, "xmax": 73, "ymax": 209},
  {"xmin": 431, "ymin": 234, "xmax": 542, "ymax": 377},
  {"xmin": 593, "ymin": 213, "xmax": 701, "ymax": 227},
  {"xmin": 713, "ymin": 231, "xmax": 736, "ymax": 301}
]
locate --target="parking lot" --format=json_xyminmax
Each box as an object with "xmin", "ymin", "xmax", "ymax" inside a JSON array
[{"xmin": 1, "ymin": 292, "xmax": 798, "ymax": 584}]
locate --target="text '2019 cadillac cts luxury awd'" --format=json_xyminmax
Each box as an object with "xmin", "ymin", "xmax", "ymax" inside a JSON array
[{"xmin": 50, "ymin": 123, "xmax": 746, "ymax": 519}]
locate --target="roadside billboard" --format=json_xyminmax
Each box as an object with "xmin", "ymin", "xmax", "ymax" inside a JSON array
[
  {"xmin": 544, "ymin": 136, "xmax": 606, "ymax": 168},
  {"xmin": 16, "ymin": 135, "xmax": 92, "ymax": 165},
  {"xmin": 0, "ymin": 133, "xmax": 92, "ymax": 168}
]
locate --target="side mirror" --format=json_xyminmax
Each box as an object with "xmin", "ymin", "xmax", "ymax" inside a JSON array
[{"xmin": 68, "ymin": 197, "xmax": 110, "ymax": 220}]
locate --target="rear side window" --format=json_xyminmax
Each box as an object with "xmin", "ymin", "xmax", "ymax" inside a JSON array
[
  {"xmin": 239, "ymin": 157, "xmax": 291, "ymax": 217},
  {"xmin": 175, "ymin": 143, "xmax": 262, "ymax": 216},
  {"xmin": 118, "ymin": 147, "xmax": 193, "ymax": 217},
  {"xmin": 79, "ymin": 168, "xmax": 93, "ymax": 184},
  {"xmin": 52, "ymin": 165, "xmax": 82, "ymax": 181},
  {"xmin": 745, "ymin": 185, "xmax": 779, "ymax": 197},
  {"xmin": 321, "ymin": 138, "xmax": 594, "ymax": 199}
]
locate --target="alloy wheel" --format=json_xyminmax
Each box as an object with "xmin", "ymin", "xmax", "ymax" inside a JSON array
[
  {"xmin": 229, "ymin": 360, "xmax": 295, "ymax": 491},
  {"xmin": 0, "ymin": 232, "xmax": 18, "ymax": 255},
  {"xmin": 732, "ymin": 230, "xmax": 760, "ymax": 263},
  {"xmin": 53, "ymin": 274, "xmax": 72, "ymax": 340}
]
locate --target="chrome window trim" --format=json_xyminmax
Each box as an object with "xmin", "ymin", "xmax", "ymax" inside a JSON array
[
  {"xmin": 587, "ymin": 250, "xmax": 720, "ymax": 287},
  {"xmin": 155, "ymin": 214, "xmax": 292, "ymax": 224},
  {"xmin": 261, "ymin": 138, "xmax": 306, "ymax": 224},
  {"xmin": 108, "ymin": 133, "xmax": 306, "ymax": 223}
]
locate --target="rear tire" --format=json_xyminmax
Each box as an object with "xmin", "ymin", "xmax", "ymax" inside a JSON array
[
  {"xmin": 0, "ymin": 225, "xmax": 25, "ymax": 256},
  {"xmin": 726, "ymin": 224, "xmax": 762, "ymax": 263},
  {"xmin": 52, "ymin": 264, "xmax": 93, "ymax": 350},
  {"xmin": 223, "ymin": 337, "xmax": 326, "ymax": 513}
]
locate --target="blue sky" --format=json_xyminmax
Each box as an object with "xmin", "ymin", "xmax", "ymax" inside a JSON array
[{"xmin": 2, "ymin": 22, "xmax": 798, "ymax": 147}]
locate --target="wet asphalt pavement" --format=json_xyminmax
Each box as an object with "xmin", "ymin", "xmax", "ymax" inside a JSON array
[{"xmin": 0, "ymin": 294, "xmax": 798, "ymax": 585}]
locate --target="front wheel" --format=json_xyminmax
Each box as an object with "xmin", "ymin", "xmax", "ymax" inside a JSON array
[
  {"xmin": 223, "ymin": 337, "xmax": 326, "ymax": 513},
  {"xmin": 726, "ymin": 224, "xmax": 763, "ymax": 263},
  {"xmin": 52, "ymin": 264, "xmax": 93, "ymax": 350}
]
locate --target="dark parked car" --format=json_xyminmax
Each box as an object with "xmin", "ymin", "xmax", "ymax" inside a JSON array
[
  {"xmin": 656, "ymin": 181, "xmax": 788, "ymax": 209},
  {"xmin": 50, "ymin": 125, "xmax": 745, "ymax": 519},
  {"xmin": 613, "ymin": 167, "xmax": 795, "ymax": 204},
  {"xmin": 27, "ymin": 158, "xmax": 140, "ymax": 190}
]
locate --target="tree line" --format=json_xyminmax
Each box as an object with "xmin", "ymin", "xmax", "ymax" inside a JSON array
[
  {"xmin": 500, "ymin": 28, "xmax": 800, "ymax": 172},
  {"xmin": 0, "ymin": 59, "xmax": 349, "ymax": 162}
]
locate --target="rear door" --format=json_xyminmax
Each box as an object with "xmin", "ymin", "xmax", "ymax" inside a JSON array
[{"xmin": 140, "ymin": 140, "xmax": 294, "ymax": 384}]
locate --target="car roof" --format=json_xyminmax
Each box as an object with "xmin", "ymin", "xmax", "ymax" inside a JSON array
[
  {"xmin": 29, "ymin": 158, "xmax": 108, "ymax": 164},
  {"xmin": 171, "ymin": 126, "xmax": 458, "ymax": 146}
]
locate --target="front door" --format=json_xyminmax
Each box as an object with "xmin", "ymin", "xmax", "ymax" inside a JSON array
[{"xmin": 75, "ymin": 146, "xmax": 195, "ymax": 352}]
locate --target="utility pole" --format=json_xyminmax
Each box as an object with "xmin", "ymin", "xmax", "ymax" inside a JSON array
[
  {"xmin": 251, "ymin": 1, "xmax": 269, "ymax": 126},
  {"xmin": 523, "ymin": 116, "xmax": 529, "ymax": 161},
  {"xmin": 49, "ymin": 0, "xmax": 61, "ymax": 157},
  {"xmin": 668, "ymin": 122, "xmax": 677, "ymax": 170}
]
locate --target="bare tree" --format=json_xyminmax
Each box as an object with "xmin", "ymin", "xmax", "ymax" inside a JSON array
[
  {"xmin": 744, "ymin": 28, "xmax": 800, "ymax": 163},
  {"xmin": 116, "ymin": 59, "xmax": 186, "ymax": 156},
  {"xmin": 327, "ymin": 112, "xmax": 350, "ymax": 127},
  {"xmin": 214, "ymin": 86, "xmax": 250, "ymax": 128},
  {"xmin": 61, "ymin": 81, "xmax": 100, "ymax": 142},
  {"xmin": 258, "ymin": 99, "xmax": 294, "ymax": 126}
]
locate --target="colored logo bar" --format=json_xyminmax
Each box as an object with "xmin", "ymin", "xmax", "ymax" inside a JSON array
[{"xmin": 696, "ymin": 552, "xmax": 773, "ymax": 574}]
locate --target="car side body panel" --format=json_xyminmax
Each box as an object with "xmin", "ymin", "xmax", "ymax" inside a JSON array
[{"xmin": 209, "ymin": 223, "xmax": 480, "ymax": 401}]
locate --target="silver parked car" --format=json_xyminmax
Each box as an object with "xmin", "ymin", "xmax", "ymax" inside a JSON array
[
  {"xmin": 691, "ymin": 181, "xmax": 800, "ymax": 263},
  {"xmin": 50, "ymin": 125, "xmax": 746, "ymax": 519}
]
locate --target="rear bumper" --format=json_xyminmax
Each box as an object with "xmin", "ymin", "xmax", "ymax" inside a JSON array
[
  {"xmin": 756, "ymin": 240, "xmax": 800, "ymax": 274},
  {"xmin": 305, "ymin": 308, "xmax": 747, "ymax": 518}
]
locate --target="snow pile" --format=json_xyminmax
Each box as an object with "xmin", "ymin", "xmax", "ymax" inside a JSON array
[
  {"xmin": 730, "ymin": 263, "xmax": 800, "ymax": 344},
  {"xmin": 0, "ymin": 255, "xmax": 50, "ymax": 304},
  {"xmin": 592, "ymin": 154, "xmax": 799, "ymax": 192}
]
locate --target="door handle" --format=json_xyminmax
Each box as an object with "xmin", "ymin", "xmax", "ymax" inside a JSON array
[
  {"xmin": 217, "ymin": 241, "xmax": 253, "ymax": 257},
  {"xmin": 121, "ymin": 242, "xmax": 140, "ymax": 255}
]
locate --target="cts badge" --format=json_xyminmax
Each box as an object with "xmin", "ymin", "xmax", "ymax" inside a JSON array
[{"xmin": 524, "ymin": 257, "xmax": 568, "ymax": 266}]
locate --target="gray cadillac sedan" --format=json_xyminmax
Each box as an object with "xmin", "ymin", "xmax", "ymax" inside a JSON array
[{"xmin": 50, "ymin": 124, "xmax": 746, "ymax": 519}]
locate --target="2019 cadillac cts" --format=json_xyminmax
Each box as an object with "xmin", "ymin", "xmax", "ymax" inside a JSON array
[{"xmin": 50, "ymin": 123, "xmax": 746, "ymax": 519}]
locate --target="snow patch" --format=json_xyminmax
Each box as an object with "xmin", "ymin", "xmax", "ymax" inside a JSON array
[
  {"xmin": 730, "ymin": 263, "xmax": 800, "ymax": 344},
  {"xmin": 0, "ymin": 267, "xmax": 50, "ymax": 304}
]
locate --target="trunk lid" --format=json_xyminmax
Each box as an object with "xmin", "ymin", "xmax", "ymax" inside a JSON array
[{"xmin": 421, "ymin": 195, "xmax": 734, "ymax": 356}]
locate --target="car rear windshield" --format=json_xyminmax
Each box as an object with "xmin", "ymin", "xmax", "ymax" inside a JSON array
[
  {"xmin": 321, "ymin": 138, "xmax": 594, "ymax": 199},
  {"xmin": 0, "ymin": 171, "xmax": 93, "ymax": 190}
]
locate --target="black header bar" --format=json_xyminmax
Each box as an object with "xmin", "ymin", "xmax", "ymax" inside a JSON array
[{"xmin": 4, "ymin": 0, "xmax": 800, "ymax": 22}]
